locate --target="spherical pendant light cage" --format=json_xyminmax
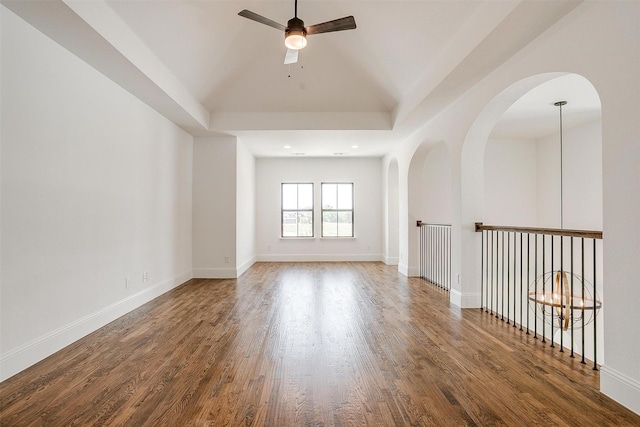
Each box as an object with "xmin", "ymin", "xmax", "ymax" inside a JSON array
[{"xmin": 528, "ymin": 270, "xmax": 602, "ymax": 330}]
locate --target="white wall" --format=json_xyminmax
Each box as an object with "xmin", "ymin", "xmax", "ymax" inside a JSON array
[
  {"xmin": 256, "ymin": 157, "xmax": 382, "ymax": 261},
  {"xmin": 484, "ymin": 139, "xmax": 537, "ymax": 226},
  {"xmin": 1, "ymin": 9, "xmax": 193, "ymax": 380},
  {"xmin": 192, "ymin": 136, "xmax": 237, "ymax": 278},
  {"xmin": 422, "ymin": 142, "xmax": 453, "ymax": 224},
  {"xmin": 484, "ymin": 121, "xmax": 602, "ymax": 230},
  {"xmin": 385, "ymin": 159, "xmax": 400, "ymax": 265},
  {"xmin": 236, "ymin": 141, "xmax": 256, "ymax": 275},
  {"xmin": 537, "ymin": 119, "xmax": 602, "ymax": 230}
]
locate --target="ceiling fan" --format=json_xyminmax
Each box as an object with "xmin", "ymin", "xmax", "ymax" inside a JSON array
[{"xmin": 238, "ymin": 0, "xmax": 356, "ymax": 65}]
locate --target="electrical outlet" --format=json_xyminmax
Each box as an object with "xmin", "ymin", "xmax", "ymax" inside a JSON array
[
  {"xmin": 143, "ymin": 272, "xmax": 148, "ymax": 282},
  {"xmin": 224, "ymin": 256, "xmax": 230, "ymax": 264},
  {"xmin": 125, "ymin": 277, "xmax": 131, "ymax": 288}
]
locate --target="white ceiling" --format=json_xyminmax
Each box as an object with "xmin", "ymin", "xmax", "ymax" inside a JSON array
[
  {"xmin": 490, "ymin": 74, "xmax": 601, "ymax": 141},
  {"xmin": 4, "ymin": 0, "xmax": 595, "ymax": 157}
]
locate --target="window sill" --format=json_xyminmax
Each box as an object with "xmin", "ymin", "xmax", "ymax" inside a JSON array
[{"xmin": 278, "ymin": 236, "xmax": 357, "ymax": 240}]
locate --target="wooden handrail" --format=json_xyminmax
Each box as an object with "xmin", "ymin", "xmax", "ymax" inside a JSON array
[
  {"xmin": 475, "ymin": 222, "xmax": 602, "ymax": 239},
  {"xmin": 417, "ymin": 221, "xmax": 452, "ymax": 227}
]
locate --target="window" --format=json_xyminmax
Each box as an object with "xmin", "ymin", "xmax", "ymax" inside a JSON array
[
  {"xmin": 281, "ymin": 183, "xmax": 314, "ymax": 237},
  {"xmin": 321, "ymin": 183, "xmax": 354, "ymax": 237}
]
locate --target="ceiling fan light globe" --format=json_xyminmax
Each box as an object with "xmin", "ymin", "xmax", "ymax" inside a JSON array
[{"xmin": 285, "ymin": 32, "xmax": 307, "ymax": 50}]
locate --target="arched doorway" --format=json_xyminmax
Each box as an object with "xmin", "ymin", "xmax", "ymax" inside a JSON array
[
  {"xmin": 463, "ymin": 72, "xmax": 603, "ymax": 362},
  {"xmin": 407, "ymin": 141, "xmax": 452, "ymax": 277}
]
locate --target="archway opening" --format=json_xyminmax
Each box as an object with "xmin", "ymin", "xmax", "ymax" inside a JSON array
[
  {"xmin": 407, "ymin": 141, "xmax": 452, "ymax": 278},
  {"xmin": 463, "ymin": 72, "xmax": 603, "ymax": 363}
]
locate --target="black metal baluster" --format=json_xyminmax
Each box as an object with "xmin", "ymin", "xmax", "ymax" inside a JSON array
[
  {"xmin": 501, "ymin": 231, "xmax": 505, "ymax": 321},
  {"xmin": 526, "ymin": 233, "xmax": 530, "ymax": 334},
  {"xmin": 448, "ymin": 226, "xmax": 451, "ymax": 291},
  {"xmin": 441, "ymin": 226, "xmax": 444, "ymax": 289},
  {"xmin": 422, "ymin": 225, "xmax": 426, "ymax": 280},
  {"xmin": 542, "ymin": 234, "xmax": 546, "ymax": 344},
  {"xmin": 519, "ymin": 233, "xmax": 523, "ymax": 331},
  {"xmin": 421, "ymin": 225, "xmax": 424, "ymax": 279},
  {"xmin": 506, "ymin": 232, "xmax": 510, "ymax": 324},
  {"xmin": 559, "ymin": 236, "xmax": 564, "ymax": 352},
  {"xmin": 550, "ymin": 235, "xmax": 555, "ymax": 348},
  {"xmin": 424, "ymin": 225, "xmax": 427, "ymax": 281},
  {"xmin": 436, "ymin": 226, "xmax": 439, "ymax": 287},
  {"xmin": 439, "ymin": 226, "xmax": 442, "ymax": 288},
  {"xmin": 485, "ymin": 230, "xmax": 495, "ymax": 313},
  {"xmin": 419, "ymin": 225, "xmax": 423, "ymax": 279},
  {"xmin": 513, "ymin": 232, "xmax": 517, "ymax": 328},
  {"xmin": 419, "ymin": 224, "xmax": 423, "ymax": 279},
  {"xmin": 581, "ymin": 237, "xmax": 586, "ymax": 365},
  {"xmin": 481, "ymin": 230, "xmax": 484, "ymax": 309},
  {"xmin": 431, "ymin": 226, "xmax": 435, "ymax": 285},
  {"xmin": 593, "ymin": 238, "xmax": 598, "ymax": 371},
  {"xmin": 570, "ymin": 236, "xmax": 575, "ymax": 358},
  {"xmin": 495, "ymin": 230, "xmax": 499, "ymax": 318},
  {"xmin": 426, "ymin": 225, "xmax": 429, "ymax": 282},
  {"xmin": 534, "ymin": 234, "xmax": 538, "ymax": 339}
]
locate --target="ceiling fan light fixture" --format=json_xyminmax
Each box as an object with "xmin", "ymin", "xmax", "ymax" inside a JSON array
[{"xmin": 285, "ymin": 32, "xmax": 307, "ymax": 50}]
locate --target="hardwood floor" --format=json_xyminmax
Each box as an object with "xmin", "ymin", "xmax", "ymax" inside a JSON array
[{"xmin": 1, "ymin": 262, "xmax": 638, "ymax": 426}]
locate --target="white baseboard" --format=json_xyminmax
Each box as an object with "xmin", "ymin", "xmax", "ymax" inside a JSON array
[
  {"xmin": 256, "ymin": 253, "xmax": 382, "ymax": 262},
  {"xmin": 236, "ymin": 257, "xmax": 256, "ymax": 277},
  {"xmin": 398, "ymin": 262, "xmax": 409, "ymax": 276},
  {"xmin": 383, "ymin": 256, "xmax": 399, "ymax": 266},
  {"xmin": 407, "ymin": 266, "xmax": 420, "ymax": 277},
  {"xmin": 450, "ymin": 289, "xmax": 481, "ymax": 308},
  {"xmin": 0, "ymin": 269, "xmax": 192, "ymax": 382},
  {"xmin": 192, "ymin": 267, "xmax": 237, "ymax": 279},
  {"xmin": 600, "ymin": 365, "xmax": 640, "ymax": 415}
]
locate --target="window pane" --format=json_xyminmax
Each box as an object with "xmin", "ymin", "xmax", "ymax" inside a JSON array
[
  {"xmin": 337, "ymin": 184, "xmax": 353, "ymax": 209},
  {"xmin": 298, "ymin": 184, "xmax": 313, "ymax": 210},
  {"xmin": 298, "ymin": 211, "xmax": 313, "ymax": 236},
  {"xmin": 282, "ymin": 183, "xmax": 314, "ymax": 237},
  {"xmin": 322, "ymin": 183, "xmax": 337, "ymax": 209},
  {"xmin": 282, "ymin": 184, "xmax": 297, "ymax": 210},
  {"xmin": 322, "ymin": 211, "xmax": 337, "ymax": 236},
  {"xmin": 282, "ymin": 211, "xmax": 298, "ymax": 237},
  {"xmin": 337, "ymin": 211, "xmax": 353, "ymax": 237}
]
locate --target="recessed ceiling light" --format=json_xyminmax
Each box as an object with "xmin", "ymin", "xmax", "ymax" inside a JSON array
[
  {"xmin": 292, "ymin": 152, "xmax": 305, "ymax": 156},
  {"xmin": 352, "ymin": 145, "xmax": 359, "ymax": 149},
  {"xmin": 283, "ymin": 145, "xmax": 291, "ymax": 149},
  {"xmin": 333, "ymin": 152, "xmax": 345, "ymax": 156}
]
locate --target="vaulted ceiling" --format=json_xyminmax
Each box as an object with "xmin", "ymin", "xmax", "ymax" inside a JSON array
[{"xmin": 4, "ymin": 0, "xmax": 592, "ymax": 157}]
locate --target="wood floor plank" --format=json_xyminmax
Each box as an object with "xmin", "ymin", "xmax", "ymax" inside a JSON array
[{"xmin": 1, "ymin": 262, "xmax": 639, "ymax": 426}]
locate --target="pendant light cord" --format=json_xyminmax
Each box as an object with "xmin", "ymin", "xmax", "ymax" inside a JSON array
[{"xmin": 555, "ymin": 101, "xmax": 567, "ymax": 230}]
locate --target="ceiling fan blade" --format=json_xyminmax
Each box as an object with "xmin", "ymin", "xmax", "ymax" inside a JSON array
[
  {"xmin": 238, "ymin": 10, "xmax": 286, "ymax": 32},
  {"xmin": 284, "ymin": 49, "xmax": 298, "ymax": 64},
  {"xmin": 306, "ymin": 16, "xmax": 356, "ymax": 35}
]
